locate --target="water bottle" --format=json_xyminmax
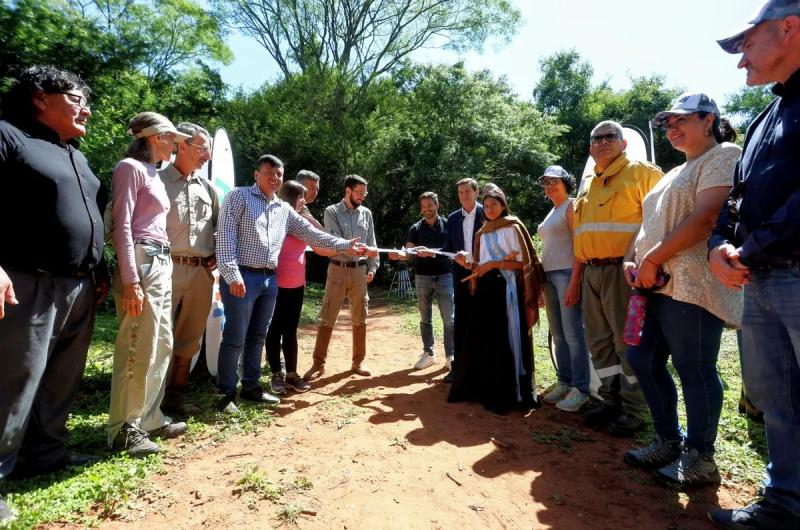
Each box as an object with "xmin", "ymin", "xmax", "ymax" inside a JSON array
[{"xmin": 623, "ymin": 289, "xmax": 648, "ymax": 346}]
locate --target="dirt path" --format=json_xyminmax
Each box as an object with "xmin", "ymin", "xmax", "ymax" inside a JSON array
[{"xmin": 99, "ymin": 302, "xmax": 752, "ymax": 529}]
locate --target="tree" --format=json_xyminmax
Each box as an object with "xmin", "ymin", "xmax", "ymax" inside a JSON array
[
  {"xmin": 215, "ymin": 0, "xmax": 520, "ymax": 85},
  {"xmin": 724, "ymin": 85, "xmax": 774, "ymax": 130}
]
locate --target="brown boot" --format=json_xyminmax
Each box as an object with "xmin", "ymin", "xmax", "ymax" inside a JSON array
[
  {"xmin": 304, "ymin": 325, "xmax": 333, "ymax": 380},
  {"xmin": 351, "ymin": 325, "xmax": 371, "ymax": 376}
]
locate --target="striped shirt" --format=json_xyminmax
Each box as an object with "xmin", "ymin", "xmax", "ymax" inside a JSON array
[{"xmin": 217, "ymin": 184, "xmax": 351, "ymax": 284}]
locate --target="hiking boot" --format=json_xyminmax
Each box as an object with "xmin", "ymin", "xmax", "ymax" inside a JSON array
[
  {"xmin": 271, "ymin": 372, "xmax": 287, "ymax": 395},
  {"xmin": 414, "ymin": 352, "xmax": 436, "ymax": 370},
  {"xmin": 0, "ymin": 494, "xmax": 14, "ymax": 523},
  {"xmin": 303, "ymin": 363, "xmax": 326, "ymax": 381},
  {"xmin": 556, "ymin": 387, "xmax": 590, "ymax": 412},
  {"xmin": 351, "ymin": 364, "xmax": 372, "ymax": 377},
  {"xmin": 543, "ymin": 382, "xmax": 571, "ymax": 404},
  {"xmin": 624, "ymin": 435, "xmax": 683, "ymax": 469},
  {"xmin": 709, "ymin": 498, "xmax": 800, "ymax": 529},
  {"xmin": 607, "ymin": 413, "xmax": 645, "ymax": 437},
  {"xmin": 113, "ymin": 423, "xmax": 160, "ymax": 457},
  {"xmin": 657, "ymin": 447, "xmax": 721, "ymax": 489},
  {"xmin": 240, "ymin": 386, "xmax": 280, "ymax": 405},
  {"xmin": 285, "ymin": 372, "xmax": 311, "ymax": 393},
  {"xmin": 148, "ymin": 421, "xmax": 188, "ymax": 440},
  {"xmin": 217, "ymin": 393, "xmax": 239, "ymax": 414},
  {"xmin": 582, "ymin": 402, "xmax": 620, "ymax": 429}
]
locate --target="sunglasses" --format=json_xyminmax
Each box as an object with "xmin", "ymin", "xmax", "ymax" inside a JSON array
[{"xmin": 590, "ymin": 133, "xmax": 620, "ymax": 145}]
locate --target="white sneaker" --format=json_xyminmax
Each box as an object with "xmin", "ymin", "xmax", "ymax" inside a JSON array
[
  {"xmin": 556, "ymin": 387, "xmax": 590, "ymax": 412},
  {"xmin": 543, "ymin": 382, "xmax": 571, "ymax": 404},
  {"xmin": 414, "ymin": 352, "xmax": 436, "ymax": 370},
  {"xmin": 445, "ymin": 355, "xmax": 453, "ymax": 371}
]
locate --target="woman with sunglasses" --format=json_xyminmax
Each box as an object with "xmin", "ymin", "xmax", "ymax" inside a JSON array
[
  {"xmin": 537, "ymin": 166, "xmax": 592, "ymax": 412},
  {"xmin": 107, "ymin": 112, "xmax": 191, "ymax": 457},
  {"xmin": 448, "ymin": 184, "xmax": 544, "ymax": 414},
  {"xmin": 622, "ymin": 93, "xmax": 742, "ymax": 488}
]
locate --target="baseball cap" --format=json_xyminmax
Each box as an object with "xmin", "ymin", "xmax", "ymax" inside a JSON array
[
  {"xmin": 651, "ymin": 92, "xmax": 720, "ymax": 129},
  {"xmin": 541, "ymin": 165, "xmax": 571, "ymax": 179},
  {"xmin": 718, "ymin": 1, "xmax": 800, "ymax": 53}
]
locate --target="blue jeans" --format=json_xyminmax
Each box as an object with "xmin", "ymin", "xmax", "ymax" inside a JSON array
[
  {"xmin": 626, "ymin": 294, "xmax": 724, "ymax": 454},
  {"xmin": 217, "ymin": 270, "xmax": 279, "ymax": 395},
  {"xmin": 543, "ymin": 269, "xmax": 590, "ymax": 394},
  {"xmin": 415, "ymin": 273, "xmax": 455, "ymax": 357},
  {"xmin": 740, "ymin": 268, "xmax": 800, "ymax": 515}
]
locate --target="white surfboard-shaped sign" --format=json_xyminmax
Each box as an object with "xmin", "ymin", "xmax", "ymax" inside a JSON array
[{"xmin": 191, "ymin": 128, "xmax": 235, "ymax": 376}]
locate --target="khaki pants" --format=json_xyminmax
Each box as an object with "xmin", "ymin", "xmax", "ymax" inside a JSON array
[
  {"xmin": 318, "ymin": 263, "xmax": 369, "ymax": 327},
  {"xmin": 107, "ymin": 245, "xmax": 173, "ymax": 444},
  {"xmin": 581, "ymin": 263, "xmax": 648, "ymax": 419},
  {"xmin": 171, "ymin": 263, "xmax": 213, "ymax": 359}
]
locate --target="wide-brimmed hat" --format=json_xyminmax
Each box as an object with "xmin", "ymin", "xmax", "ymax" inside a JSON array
[
  {"xmin": 651, "ymin": 92, "xmax": 720, "ymax": 129},
  {"xmin": 127, "ymin": 112, "xmax": 191, "ymax": 141},
  {"xmin": 718, "ymin": 1, "xmax": 800, "ymax": 54}
]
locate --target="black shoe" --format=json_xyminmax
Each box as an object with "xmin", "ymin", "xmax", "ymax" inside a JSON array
[
  {"xmin": 0, "ymin": 494, "xmax": 15, "ymax": 523},
  {"xmin": 582, "ymin": 402, "xmax": 620, "ymax": 429},
  {"xmin": 162, "ymin": 389, "xmax": 201, "ymax": 417},
  {"xmin": 217, "ymin": 393, "xmax": 240, "ymax": 414},
  {"xmin": 606, "ymin": 413, "xmax": 645, "ymax": 437},
  {"xmin": 709, "ymin": 498, "xmax": 800, "ymax": 529},
  {"xmin": 9, "ymin": 452, "xmax": 100, "ymax": 479},
  {"xmin": 240, "ymin": 386, "xmax": 281, "ymax": 405},
  {"xmin": 656, "ymin": 447, "xmax": 720, "ymax": 489},
  {"xmin": 624, "ymin": 436, "xmax": 683, "ymax": 469},
  {"xmin": 442, "ymin": 371, "xmax": 455, "ymax": 383}
]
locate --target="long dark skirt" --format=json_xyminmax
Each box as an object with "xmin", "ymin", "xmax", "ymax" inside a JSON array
[{"xmin": 448, "ymin": 270, "xmax": 538, "ymax": 414}]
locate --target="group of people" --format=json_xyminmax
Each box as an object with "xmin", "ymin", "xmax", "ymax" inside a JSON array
[{"xmin": 1, "ymin": 1, "xmax": 799, "ymax": 527}]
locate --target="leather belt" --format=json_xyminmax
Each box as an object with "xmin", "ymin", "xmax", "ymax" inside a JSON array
[
  {"xmin": 329, "ymin": 259, "xmax": 367, "ymax": 268},
  {"xmin": 135, "ymin": 239, "xmax": 171, "ymax": 255},
  {"xmin": 173, "ymin": 255, "xmax": 213, "ymax": 267},
  {"xmin": 585, "ymin": 257, "xmax": 624, "ymax": 266},
  {"xmin": 239, "ymin": 265, "xmax": 276, "ymax": 275}
]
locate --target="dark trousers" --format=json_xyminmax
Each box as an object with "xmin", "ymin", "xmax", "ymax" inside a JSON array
[
  {"xmin": 0, "ymin": 270, "xmax": 94, "ymax": 480},
  {"xmin": 265, "ymin": 286, "xmax": 305, "ymax": 374}
]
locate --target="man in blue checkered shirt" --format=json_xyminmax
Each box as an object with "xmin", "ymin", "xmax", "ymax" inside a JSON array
[{"xmin": 215, "ymin": 154, "xmax": 362, "ymax": 412}]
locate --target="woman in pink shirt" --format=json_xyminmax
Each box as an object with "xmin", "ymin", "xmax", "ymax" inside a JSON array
[
  {"xmin": 265, "ymin": 180, "xmax": 331, "ymax": 394},
  {"xmin": 107, "ymin": 112, "xmax": 190, "ymax": 457}
]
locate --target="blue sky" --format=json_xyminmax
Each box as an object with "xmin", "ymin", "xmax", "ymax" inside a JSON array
[{"xmin": 218, "ymin": 0, "xmax": 763, "ymax": 106}]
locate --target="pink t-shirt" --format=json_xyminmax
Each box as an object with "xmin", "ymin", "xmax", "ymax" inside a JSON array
[
  {"xmin": 276, "ymin": 234, "xmax": 307, "ymax": 288},
  {"xmin": 112, "ymin": 158, "xmax": 170, "ymax": 284}
]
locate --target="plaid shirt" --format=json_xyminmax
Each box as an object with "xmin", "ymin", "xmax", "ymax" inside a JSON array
[{"xmin": 217, "ymin": 184, "xmax": 351, "ymax": 284}]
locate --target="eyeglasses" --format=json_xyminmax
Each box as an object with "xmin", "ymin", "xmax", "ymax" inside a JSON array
[
  {"xmin": 590, "ymin": 133, "xmax": 620, "ymax": 145},
  {"xmin": 56, "ymin": 91, "xmax": 90, "ymax": 110},
  {"xmin": 540, "ymin": 178, "xmax": 561, "ymax": 187},
  {"xmin": 186, "ymin": 142, "xmax": 211, "ymax": 154}
]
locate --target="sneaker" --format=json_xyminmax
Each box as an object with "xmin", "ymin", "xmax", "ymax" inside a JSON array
[
  {"xmin": 0, "ymin": 494, "xmax": 15, "ymax": 523},
  {"xmin": 112, "ymin": 423, "xmax": 160, "ymax": 457},
  {"xmin": 582, "ymin": 402, "xmax": 620, "ymax": 429},
  {"xmin": 543, "ymin": 382, "xmax": 571, "ymax": 404},
  {"xmin": 657, "ymin": 447, "xmax": 721, "ymax": 489},
  {"xmin": 606, "ymin": 413, "xmax": 645, "ymax": 437},
  {"xmin": 624, "ymin": 435, "xmax": 683, "ymax": 469},
  {"xmin": 709, "ymin": 498, "xmax": 800, "ymax": 529},
  {"xmin": 271, "ymin": 372, "xmax": 287, "ymax": 395},
  {"xmin": 285, "ymin": 372, "xmax": 311, "ymax": 393},
  {"xmin": 148, "ymin": 421, "xmax": 188, "ymax": 440},
  {"xmin": 217, "ymin": 393, "xmax": 240, "ymax": 414},
  {"xmin": 240, "ymin": 386, "xmax": 281, "ymax": 405},
  {"xmin": 414, "ymin": 352, "xmax": 436, "ymax": 370},
  {"xmin": 556, "ymin": 387, "xmax": 590, "ymax": 412}
]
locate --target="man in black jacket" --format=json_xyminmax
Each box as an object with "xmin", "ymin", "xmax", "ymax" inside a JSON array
[
  {"xmin": 0, "ymin": 66, "xmax": 107, "ymax": 522},
  {"xmin": 709, "ymin": 3, "xmax": 800, "ymax": 528}
]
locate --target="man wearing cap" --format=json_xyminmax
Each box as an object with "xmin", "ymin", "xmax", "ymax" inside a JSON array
[
  {"xmin": 447, "ymin": 178, "xmax": 484, "ymax": 382},
  {"xmin": 304, "ymin": 174, "xmax": 379, "ymax": 381},
  {"xmin": 158, "ymin": 122, "xmax": 218, "ymax": 416},
  {"xmin": 0, "ymin": 66, "xmax": 106, "ymax": 521},
  {"xmin": 708, "ymin": 3, "xmax": 800, "ymax": 527},
  {"xmin": 573, "ymin": 120, "xmax": 663, "ymax": 437},
  {"xmin": 389, "ymin": 191, "xmax": 455, "ymax": 372},
  {"xmin": 215, "ymin": 156, "xmax": 362, "ymax": 412}
]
